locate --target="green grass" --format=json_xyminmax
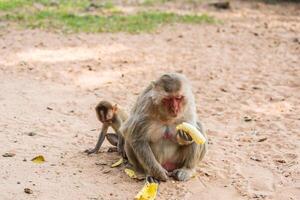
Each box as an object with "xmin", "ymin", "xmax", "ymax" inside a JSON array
[
  {"xmin": 0, "ymin": 0, "xmax": 217, "ymax": 33},
  {"xmin": 141, "ymin": 0, "xmax": 171, "ymax": 6}
]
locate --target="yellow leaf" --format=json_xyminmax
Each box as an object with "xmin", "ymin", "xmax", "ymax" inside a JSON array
[
  {"xmin": 31, "ymin": 155, "xmax": 45, "ymax": 164},
  {"xmin": 135, "ymin": 182, "xmax": 158, "ymax": 200},
  {"xmin": 111, "ymin": 158, "xmax": 123, "ymax": 168},
  {"xmin": 124, "ymin": 168, "xmax": 137, "ymax": 179}
]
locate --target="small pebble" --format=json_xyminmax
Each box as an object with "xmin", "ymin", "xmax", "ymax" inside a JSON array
[
  {"xmin": 24, "ymin": 188, "xmax": 33, "ymax": 194},
  {"xmin": 2, "ymin": 152, "xmax": 15, "ymax": 157},
  {"xmin": 27, "ymin": 132, "xmax": 36, "ymax": 136},
  {"xmin": 103, "ymin": 169, "xmax": 111, "ymax": 174}
]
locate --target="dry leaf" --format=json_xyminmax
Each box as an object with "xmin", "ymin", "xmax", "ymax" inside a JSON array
[{"xmin": 31, "ymin": 155, "xmax": 45, "ymax": 164}]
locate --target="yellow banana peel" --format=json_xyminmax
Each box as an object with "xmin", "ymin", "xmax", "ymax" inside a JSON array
[
  {"xmin": 134, "ymin": 182, "xmax": 158, "ymax": 200},
  {"xmin": 176, "ymin": 122, "xmax": 206, "ymax": 144},
  {"xmin": 111, "ymin": 158, "xmax": 123, "ymax": 168}
]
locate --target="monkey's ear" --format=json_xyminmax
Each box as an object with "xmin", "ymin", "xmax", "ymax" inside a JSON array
[{"xmin": 112, "ymin": 104, "xmax": 118, "ymax": 112}]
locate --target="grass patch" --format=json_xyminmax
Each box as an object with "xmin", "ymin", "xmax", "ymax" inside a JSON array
[
  {"xmin": 0, "ymin": 0, "xmax": 217, "ymax": 33},
  {"xmin": 4, "ymin": 11, "xmax": 216, "ymax": 33},
  {"xmin": 0, "ymin": 0, "xmax": 28, "ymax": 10},
  {"xmin": 141, "ymin": 0, "xmax": 171, "ymax": 6}
]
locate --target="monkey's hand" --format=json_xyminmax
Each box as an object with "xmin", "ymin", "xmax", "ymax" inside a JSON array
[
  {"xmin": 176, "ymin": 129, "xmax": 194, "ymax": 146},
  {"xmin": 150, "ymin": 166, "xmax": 169, "ymax": 182}
]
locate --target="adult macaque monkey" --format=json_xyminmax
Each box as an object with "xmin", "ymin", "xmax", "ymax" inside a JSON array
[
  {"xmin": 85, "ymin": 101, "xmax": 127, "ymax": 157},
  {"xmin": 121, "ymin": 73, "xmax": 207, "ymax": 181}
]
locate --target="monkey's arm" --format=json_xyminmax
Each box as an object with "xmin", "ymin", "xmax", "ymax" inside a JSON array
[
  {"xmin": 85, "ymin": 123, "xmax": 109, "ymax": 154},
  {"xmin": 172, "ymin": 121, "xmax": 207, "ymax": 181}
]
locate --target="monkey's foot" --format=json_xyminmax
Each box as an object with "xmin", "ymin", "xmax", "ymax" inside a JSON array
[
  {"xmin": 107, "ymin": 147, "xmax": 118, "ymax": 153},
  {"xmin": 146, "ymin": 176, "xmax": 160, "ymax": 184},
  {"xmin": 171, "ymin": 168, "xmax": 192, "ymax": 181},
  {"xmin": 84, "ymin": 149, "xmax": 99, "ymax": 155}
]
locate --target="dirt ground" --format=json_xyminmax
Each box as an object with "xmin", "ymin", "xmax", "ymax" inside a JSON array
[{"xmin": 0, "ymin": 1, "xmax": 299, "ymax": 200}]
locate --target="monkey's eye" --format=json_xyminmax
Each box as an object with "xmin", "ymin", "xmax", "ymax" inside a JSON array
[
  {"xmin": 175, "ymin": 96, "xmax": 184, "ymax": 100},
  {"xmin": 162, "ymin": 98, "xmax": 170, "ymax": 104}
]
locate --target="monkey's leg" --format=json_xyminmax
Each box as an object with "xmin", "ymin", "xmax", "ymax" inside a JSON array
[
  {"xmin": 85, "ymin": 124, "xmax": 109, "ymax": 154},
  {"xmin": 125, "ymin": 141, "xmax": 166, "ymax": 182},
  {"xmin": 114, "ymin": 129, "xmax": 126, "ymax": 158},
  {"xmin": 124, "ymin": 142, "xmax": 144, "ymax": 173}
]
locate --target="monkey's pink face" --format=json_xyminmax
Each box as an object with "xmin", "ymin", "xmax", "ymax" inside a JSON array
[{"xmin": 162, "ymin": 95, "xmax": 184, "ymax": 117}]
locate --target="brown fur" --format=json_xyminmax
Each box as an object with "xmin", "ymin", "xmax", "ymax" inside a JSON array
[
  {"xmin": 121, "ymin": 73, "xmax": 207, "ymax": 181},
  {"xmin": 85, "ymin": 100, "xmax": 127, "ymax": 157}
]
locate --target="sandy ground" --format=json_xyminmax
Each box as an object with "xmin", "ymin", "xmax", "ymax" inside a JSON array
[{"xmin": 0, "ymin": 1, "xmax": 300, "ymax": 200}]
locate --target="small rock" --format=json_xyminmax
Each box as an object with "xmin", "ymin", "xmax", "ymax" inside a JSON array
[
  {"xmin": 27, "ymin": 132, "xmax": 36, "ymax": 136},
  {"xmin": 250, "ymin": 157, "xmax": 262, "ymax": 162},
  {"xmin": 293, "ymin": 38, "xmax": 300, "ymax": 44},
  {"xmin": 23, "ymin": 158, "xmax": 27, "ymax": 162},
  {"xmin": 46, "ymin": 106, "xmax": 53, "ymax": 110},
  {"xmin": 95, "ymin": 161, "xmax": 107, "ymax": 166},
  {"xmin": 244, "ymin": 116, "xmax": 252, "ymax": 122},
  {"xmin": 204, "ymin": 172, "xmax": 210, "ymax": 177},
  {"xmin": 103, "ymin": 169, "xmax": 111, "ymax": 174},
  {"xmin": 17, "ymin": 181, "xmax": 20, "ymax": 184},
  {"xmin": 24, "ymin": 188, "xmax": 33, "ymax": 194},
  {"xmin": 258, "ymin": 137, "xmax": 267, "ymax": 142},
  {"xmin": 210, "ymin": 1, "xmax": 230, "ymax": 9},
  {"xmin": 220, "ymin": 88, "xmax": 227, "ymax": 92},
  {"xmin": 2, "ymin": 152, "xmax": 15, "ymax": 157},
  {"xmin": 276, "ymin": 159, "xmax": 286, "ymax": 164}
]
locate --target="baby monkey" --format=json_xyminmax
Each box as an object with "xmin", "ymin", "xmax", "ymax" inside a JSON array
[{"xmin": 85, "ymin": 100, "xmax": 127, "ymax": 157}]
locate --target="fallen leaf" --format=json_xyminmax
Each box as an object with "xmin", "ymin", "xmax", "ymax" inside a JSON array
[
  {"xmin": 125, "ymin": 168, "xmax": 137, "ymax": 179},
  {"xmin": 31, "ymin": 155, "xmax": 45, "ymax": 164},
  {"xmin": 111, "ymin": 158, "xmax": 123, "ymax": 168},
  {"xmin": 135, "ymin": 182, "xmax": 158, "ymax": 200},
  {"xmin": 2, "ymin": 152, "xmax": 15, "ymax": 157}
]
